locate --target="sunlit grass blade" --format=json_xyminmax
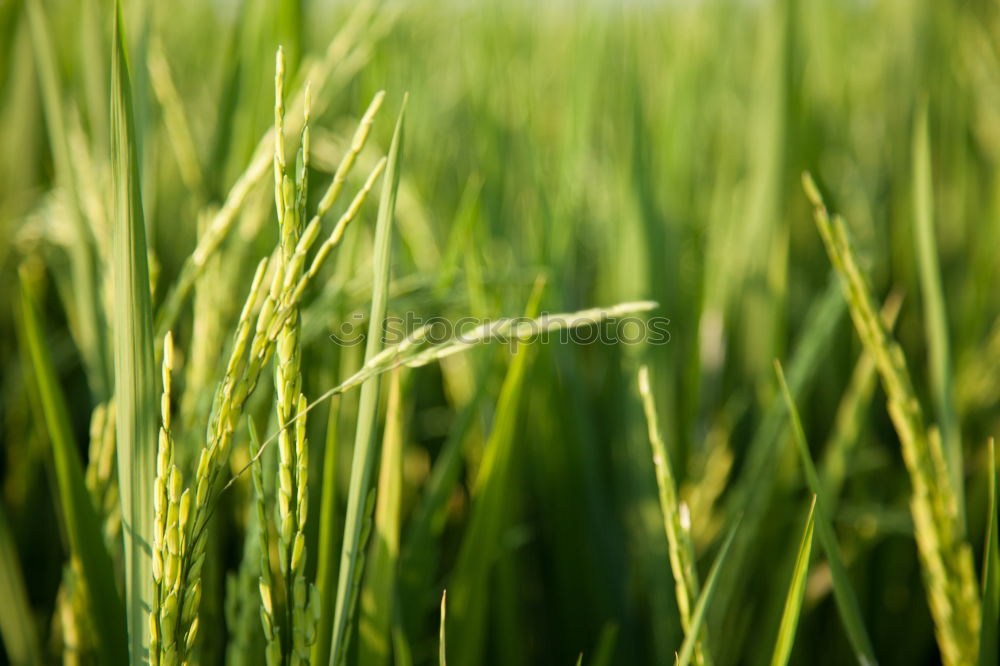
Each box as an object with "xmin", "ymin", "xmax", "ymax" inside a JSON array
[
  {"xmin": 439, "ymin": 590, "xmax": 447, "ymax": 666},
  {"xmin": 912, "ymin": 102, "xmax": 963, "ymax": 525},
  {"xmin": 447, "ymin": 278, "xmax": 545, "ymax": 666},
  {"xmin": 329, "ymin": 94, "xmax": 407, "ymax": 666},
  {"xmin": 0, "ymin": 501, "xmax": 42, "ymax": 666},
  {"xmin": 17, "ymin": 275, "xmax": 127, "ymax": 665},
  {"xmin": 359, "ymin": 370, "xmax": 406, "ymax": 666},
  {"xmin": 676, "ymin": 521, "xmax": 740, "ymax": 666},
  {"xmin": 770, "ymin": 496, "xmax": 816, "ymax": 666},
  {"xmin": 111, "ymin": 4, "xmax": 158, "ymax": 662},
  {"xmin": 979, "ymin": 439, "xmax": 999, "ymax": 666},
  {"xmin": 774, "ymin": 360, "xmax": 877, "ymax": 665}
]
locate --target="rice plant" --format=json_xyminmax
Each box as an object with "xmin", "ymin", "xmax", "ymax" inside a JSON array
[{"xmin": 2, "ymin": 1, "xmax": 1000, "ymax": 665}]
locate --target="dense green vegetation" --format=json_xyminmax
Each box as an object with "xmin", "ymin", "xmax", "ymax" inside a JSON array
[{"xmin": 1, "ymin": 0, "xmax": 999, "ymax": 664}]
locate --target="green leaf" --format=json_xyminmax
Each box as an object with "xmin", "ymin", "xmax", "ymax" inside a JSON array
[
  {"xmin": 446, "ymin": 278, "xmax": 545, "ymax": 666},
  {"xmin": 774, "ymin": 360, "xmax": 878, "ymax": 666},
  {"xmin": 439, "ymin": 590, "xmax": 447, "ymax": 666},
  {"xmin": 111, "ymin": 4, "xmax": 158, "ymax": 663},
  {"xmin": 17, "ymin": 276, "xmax": 127, "ymax": 665},
  {"xmin": 912, "ymin": 102, "xmax": 963, "ymax": 525},
  {"xmin": 0, "ymin": 501, "xmax": 42, "ymax": 666},
  {"xmin": 770, "ymin": 496, "xmax": 817, "ymax": 666},
  {"xmin": 978, "ymin": 439, "xmax": 999, "ymax": 666},
  {"xmin": 329, "ymin": 94, "xmax": 407, "ymax": 666},
  {"xmin": 676, "ymin": 521, "xmax": 740, "ymax": 666},
  {"xmin": 359, "ymin": 370, "xmax": 407, "ymax": 665}
]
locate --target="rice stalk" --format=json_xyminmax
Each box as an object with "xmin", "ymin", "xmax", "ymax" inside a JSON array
[
  {"xmin": 271, "ymin": 48, "xmax": 319, "ymax": 663},
  {"xmin": 804, "ymin": 173, "xmax": 980, "ymax": 666},
  {"xmin": 637, "ymin": 365, "xmax": 710, "ymax": 666}
]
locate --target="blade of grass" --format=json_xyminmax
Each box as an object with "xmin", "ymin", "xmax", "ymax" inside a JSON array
[
  {"xmin": 676, "ymin": 521, "xmax": 740, "ymax": 666},
  {"xmin": 590, "ymin": 622, "xmax": 619, "ymax": 666},
  {"xmin": 774, "ymin": 360, "xmax": 877, "ymax": 665},
  {"xmin": 0, "ymin": 501, "xmax": 42, "ymax": 666},
  {"xmin": 447, "ymin": 278, "xmax": 545, "ymax": 666},
  {"xmin": 312, "ymin": 393, "xmax": 342, "ymax": 666},
  {"xmin": 439, "ymin": 590, "xmax": 447, "ymax": 666},
  {"xmin": 770, "ymin": 496, "xmax": 816, "ymax": 666},
  {"xmin": 328, "ymin": 94, "xmax": 407, "ymax": 666},
  {"xmin": 913, "ymin": 102, "xmax": 963, "ymax": 526},
  {"xmin": 111, "ymin": 4, "xmax": 158, "ymax": 662},
  {"xmin": 978, "ymin": 439, "xmax": 999, "ymax": 666},
  {"xmin": 359, "ymin": 370, "xmax": 407, "ymax": 666},
  {"xmin": 17, "ymin": 275, "xmax": 127, "ymax": 665}
]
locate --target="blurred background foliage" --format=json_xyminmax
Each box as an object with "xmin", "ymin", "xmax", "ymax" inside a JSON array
[{"xmin": 1, "ymin": 0, "xmax": 999, "ymax": 664}]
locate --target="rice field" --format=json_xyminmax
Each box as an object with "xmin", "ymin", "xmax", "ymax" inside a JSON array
[{"xmin": 1, "ymin": 0, "xmax": 999, "ymax": 664}]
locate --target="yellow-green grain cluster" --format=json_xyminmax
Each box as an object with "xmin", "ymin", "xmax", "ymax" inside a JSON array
[{"xmin": 804, "ymin": 173, "xmax": 981, "ymax": 666}]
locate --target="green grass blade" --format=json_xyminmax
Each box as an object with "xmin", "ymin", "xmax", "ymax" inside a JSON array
[
  {"xmin": 590, "ymin": 622, "xmax": 619, "ymax": 666},
  {"xmin": 0, "ymin": 501, "xmax": 42, "ymax": 666},
  {"xmin": 359, "ymin": 370, "xmax": 407, "ymax": 666},
  {"xmin": 770, "ymin": 496, "xmax": 816, "ymax": 666},
  {"xmin": 439, "ymin": 590, "xmax": 447, "ymax": 666},
  {"xmin": 17, "ymin": 276, "xmax": 127, "ymax": 665},
  {"xmin": 774, "ymin": 360, "xmax": 877, "ymax": 666},
  {"xmin": 912, "ymin": 103, "xmax": 963, "ymax": 525},
  {"xmin": 111, "ymin": 4, "xmax": 158, "ymax": 662},
  {"xmin": 329, "ymin": 94, "xmax": 407, "ymax": 666},
  {"xmin": 447, "ymin": 279, "xmax": 545, "ymax": 666},
  {"xmin": 313, "ymin": 394, "xmax": 342, "ymax": 666},
  {"xmin": 677, "ymin": 521, "xmax": 740, "ymax": 666},
  {"xmin": 978, "ymin": 439, "xmax": 999, "ymax": 666}
]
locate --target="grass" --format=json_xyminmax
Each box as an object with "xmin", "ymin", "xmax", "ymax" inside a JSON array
[{"xmin": 2, "ymin": 0, "xmax": 1000, "ymax": 665}]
